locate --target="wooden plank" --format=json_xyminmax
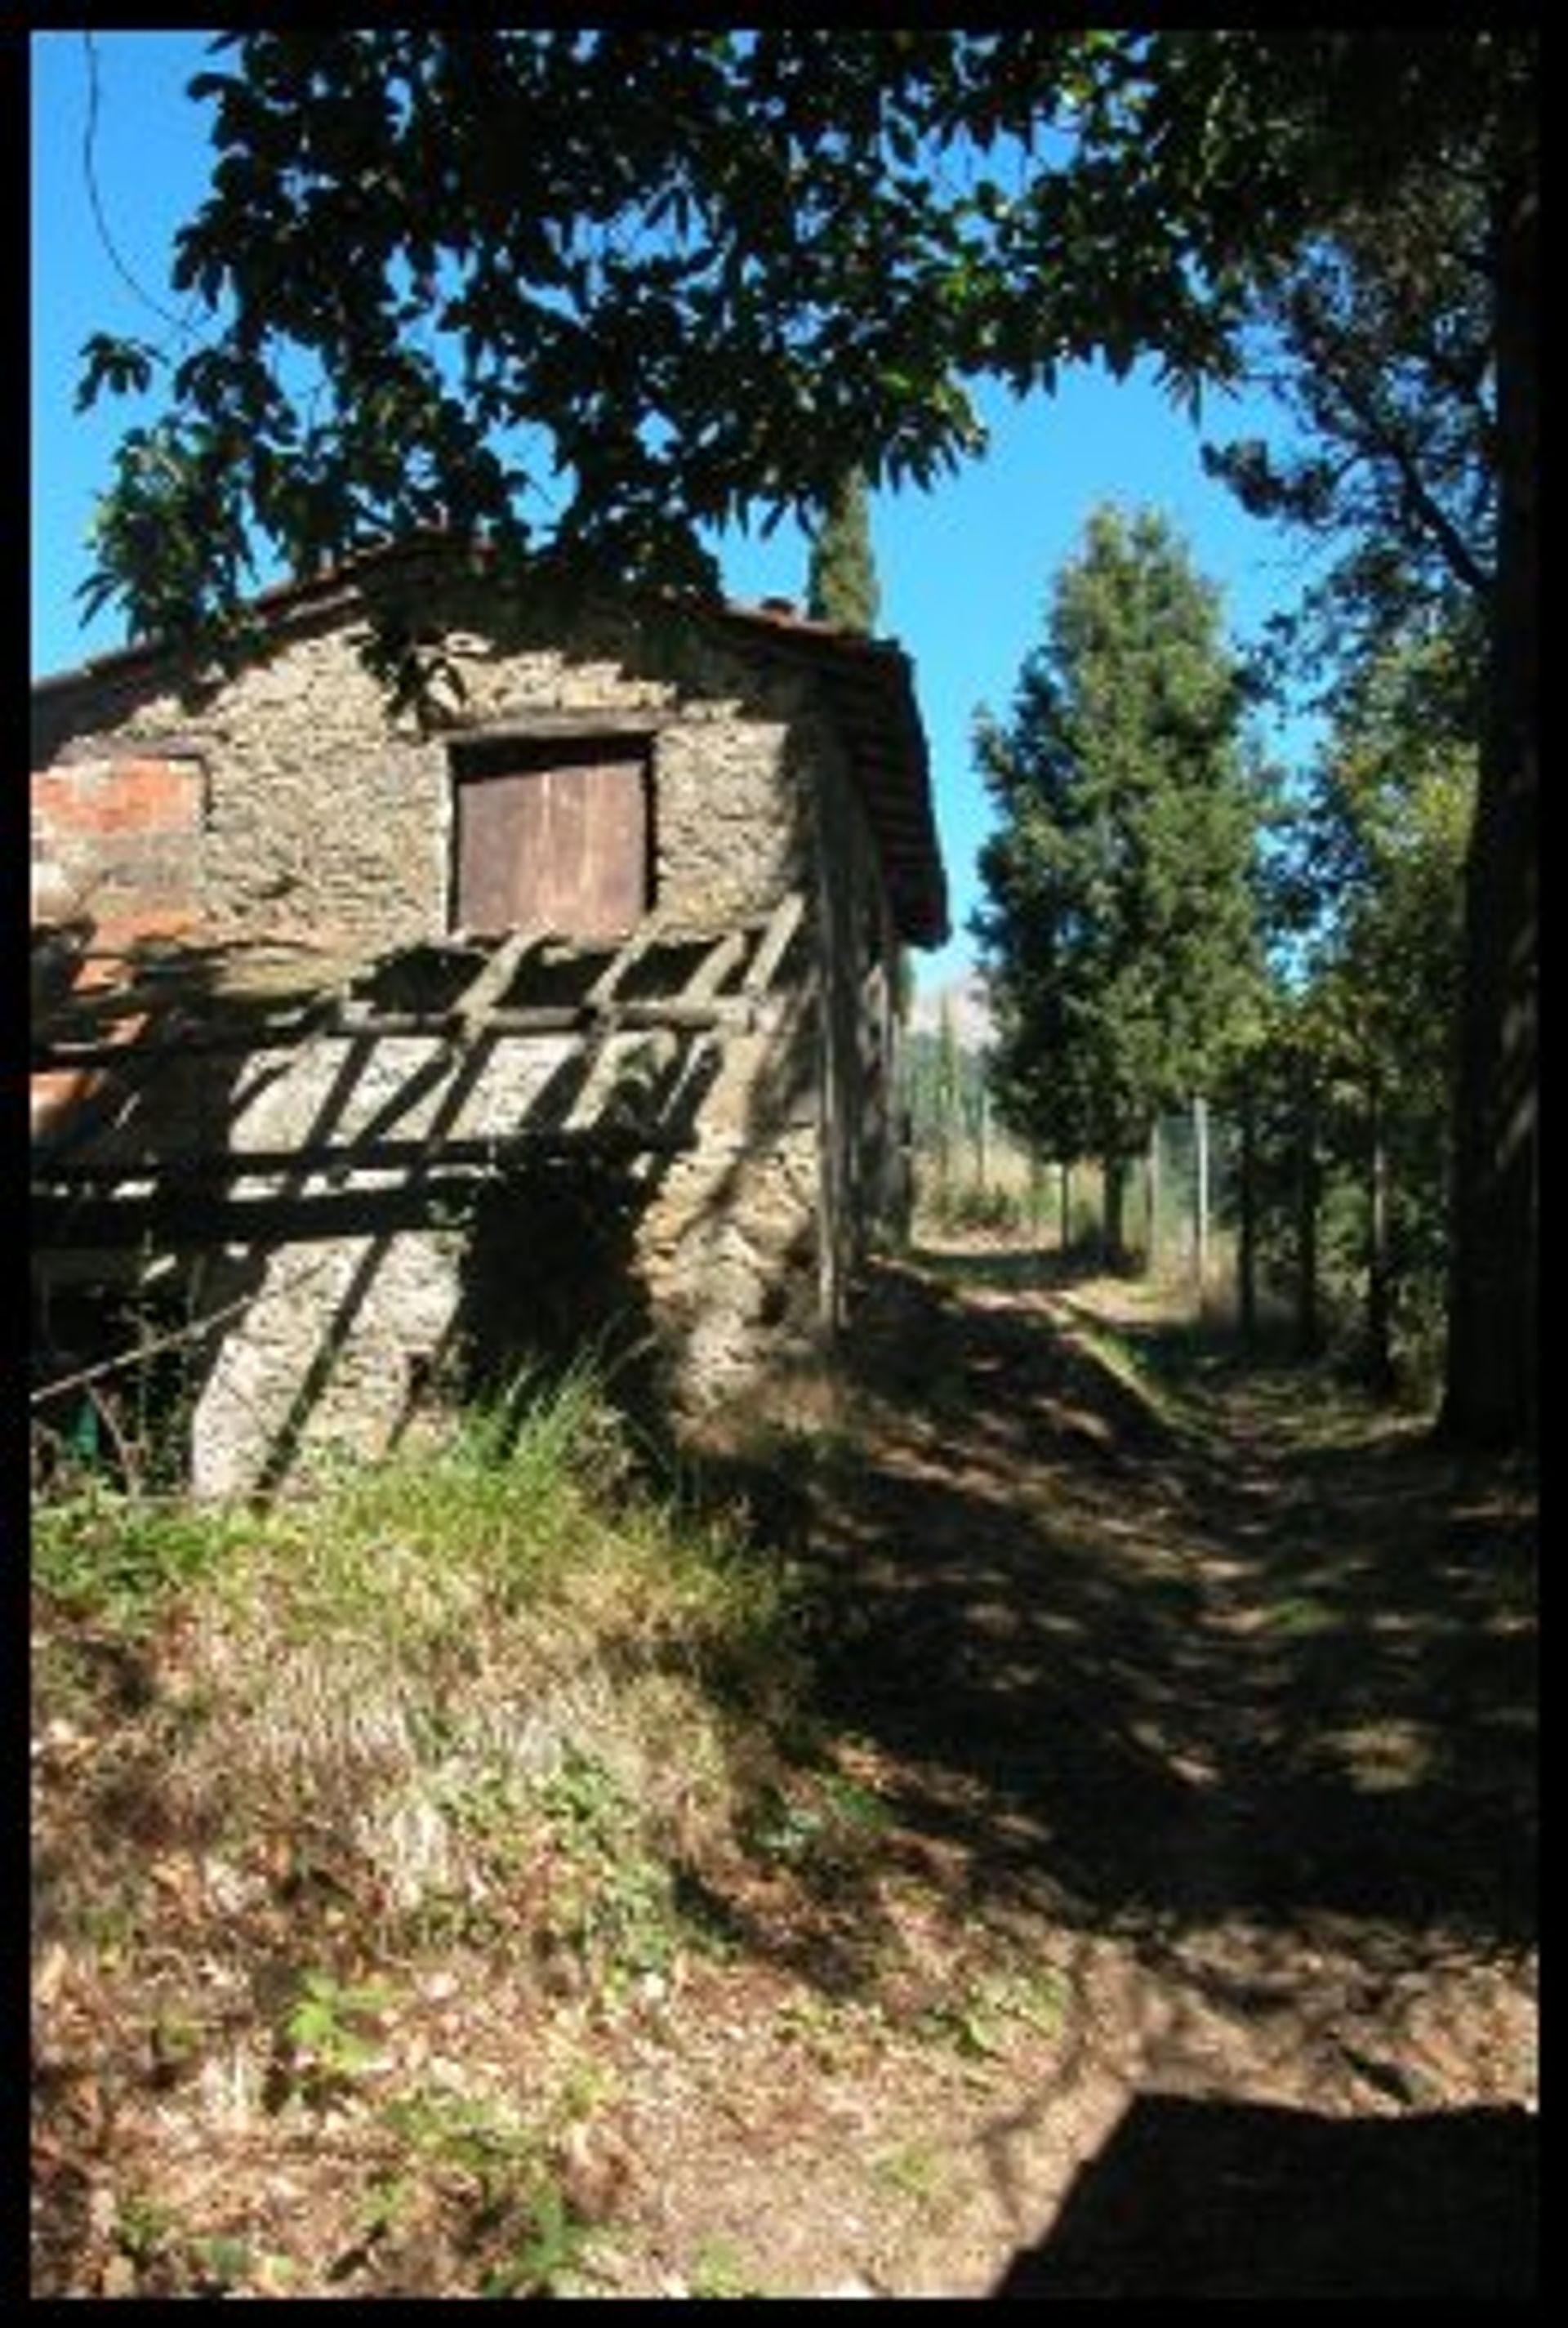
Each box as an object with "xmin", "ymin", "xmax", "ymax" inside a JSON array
[
  {"xmin": 585, "ymin": 925, "xmax": 656, "ymax": 1010},
  {"xmin": 38, "ymin": 979, "xmax": 773, "ymax": 1067},
  {"xmin": 742, "ymin": 890, "xmax": 807, "ymax": 995},
  {"xmin": 682, "ymin": 925, "xmax": 749, "ymax": 1003},
  {"xmin": 455, "ymin": 766, "xmax": 521, "ymax": 934},
  {"xmin": 446, "ymin": 928, "xmax": 546, "ymax": 1042},
  {"xmin": 41, "ymin": 994, "xmax": 758, "ymax": 1064},
  {"xmin": 34, "ymin": 1126, "xmax": 699, "ymax": 1189},
  {"xmin": 452, "ymin": 748, "xmax": 648, "ymax": 939},
  {"xmin": 573, "ymin": 757, "xmax": 648, "ymax": 937},
  {"xmin": 453, "ymin": 711, "xmax": 666, "ymax": 744}
]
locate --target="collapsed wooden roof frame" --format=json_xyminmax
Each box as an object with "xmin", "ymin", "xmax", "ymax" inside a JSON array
[{"xmin": 33, "ymin": 892, "xmax": 806, "ymax": 1245}]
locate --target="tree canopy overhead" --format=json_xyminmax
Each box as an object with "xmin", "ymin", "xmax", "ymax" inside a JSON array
[
  {"xmin": 78, "ymin": 27, "xmax": 1528, "ymax": 654},
  {"xmin": 69, "ymin": 25, "xmax": 1536, "ymax": 1448}
]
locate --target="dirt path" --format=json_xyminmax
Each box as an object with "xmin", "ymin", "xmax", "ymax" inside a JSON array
[
  {"xmin": 612, "ymin": 1252, "xmax": 1537, "ymax": 2297},
  {"xmin": 32, "ymin": 1251, "xmax": 1537, "ymax": 2298}
]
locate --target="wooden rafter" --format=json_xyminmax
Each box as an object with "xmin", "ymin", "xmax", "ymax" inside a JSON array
[
  {"xmin": 742, "ymin": 889, "xmax": 806, "ymax": 997},
  {"xmin": 681, "ymin": 926, "xmax": 749, "ymax": 1003},
  {"xmin": 31, "ymin": 903, "xmax": 808, "ymax": 1082},
  {"xmin": 445, "ymin": 927, "xmax": 550, "ymax": 1044},
  {"xmin": 584, "ymin": 925, "xmax": 657, "ymax": 1010}
]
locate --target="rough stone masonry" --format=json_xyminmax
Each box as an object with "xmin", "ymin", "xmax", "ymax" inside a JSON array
[{"xmin": 32, "ymin": 557, "xmax": 931, "ymax": 1494}]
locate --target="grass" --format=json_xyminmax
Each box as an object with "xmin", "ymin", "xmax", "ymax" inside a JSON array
[
  {"xmin": 65, "ymin": 1363, "xmax": 794, "ymax": 1909},
  {"xmin": 32, "ymin": 1359, "xmax": 819, "ymax": 2295}
]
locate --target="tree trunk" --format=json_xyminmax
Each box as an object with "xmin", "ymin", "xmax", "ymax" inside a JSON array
[
  {"xmin": 1145, "ymin": 1118, "xmax": 1161, "ymax": 1277},
  {"xmin": 1439, "ymin": 163, "xmax": 1538, "ymax": 1450},
  {"xmin": 1059, "ymin": 1161, "xmax": 1071, "ymax": 1257},
  {"xmin": 1103, "ymin": 1153, "xmax": 1127, "ymax": 1266}
]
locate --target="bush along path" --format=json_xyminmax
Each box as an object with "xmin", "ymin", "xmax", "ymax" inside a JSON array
[{"xmin": 30, "ymin": 1254, "xmax": 1536, "ymax": 2298}]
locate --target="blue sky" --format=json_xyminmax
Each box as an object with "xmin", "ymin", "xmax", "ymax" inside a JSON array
[{"xmin": 31, "ymin": 29, "xmax": 1322, "ymax": 997}]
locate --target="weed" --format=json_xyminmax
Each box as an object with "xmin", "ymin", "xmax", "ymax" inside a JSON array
[
  {"xmin": 75, "ymin": 1893, "xmax": 142, "ymax": 1969},
  {"xmin": 917, "ymin": 1965, "xmax": 1066, "ymax": 2060},
  {"xmin": 688, "ymin": 2234, "xmax": 773, "ymax": 2299},
  {"xmin": 534, "ymin": 1750, "xmax": 684, "ymax": 2001},
  {"xmin": 775, "ymin": 1989, "xmax": 888, "ymax": 2072},
  {"xmin": 115, "ymin": 2192, "xmax": 178, "ymax": 2268},
  {"xmin": 380, "ymin": 2089, "xmax": 600, "ymax": 2295},
  {"xmin": 147, "ymin": 2005, "xmax": 203, "ymax": 2085},
  {"xmin": 63, "ymin": 1358, "xmax": 806, "ymax": 1930},
  {"xmin": 746, "ymin": 1764, "xmax": 892, "ymax": 1873},
  {"xmin": 33, "ymin": 1487, "xmax": 243, "ymax": 1636},
  {"xmin": 276, "ymin": 1967, "xmax": 395, "ymax": 2102},
  {"xmin": 106, "ymin": 2188, "xmax": 271, "ymax": 2297},
  {"xmin": 873, "ymin": 2139, "xmax": 945, "ymax": 2204},
  {"xmin": 478, "ymin": 2181, "xmax": 596, "ymax": 2299},
  {"xmin": 358, "ymin": 2171, "xmax": 416, "ymax": 2245},
  {"xmin": 187, "ymin": 2232, "xmax": 254, "ymax": 2290},
  {"xmin": 1264, "ymin": 1594, "xmax": 1339, "ymax": 1637}
]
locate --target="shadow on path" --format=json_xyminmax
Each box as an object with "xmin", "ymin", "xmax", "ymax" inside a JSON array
[
  {"xmin": 993, "ymin": 2092, "xmax": 1537, "ymax": 2299},
  {"xmin": 798, "ymin": 1254, "xmax": 1535, "ymax": 1956}
]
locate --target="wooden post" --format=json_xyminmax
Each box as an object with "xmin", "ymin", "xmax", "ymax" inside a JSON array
[
  {"xmin": 1193, "ymin": 1093, "xmax": 1210, "ymax": 1304},
  {"xmin": 1364, "ymin": 1073, "xmax": 1396, "ymax": 1394},
  {"xmin": 1237, "ymin": 1078, "xmax": 1258, "ymax": 1354}
]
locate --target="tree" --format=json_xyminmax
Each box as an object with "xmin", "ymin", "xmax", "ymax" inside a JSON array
[
  {"xmin": 1301, "ymin": 631, "xmax": 1474, "ymax": 1388},
  {"xmin": 806, "ymin": 471, "xmax": 880, "ymax": 632},
  {"xmin": 973, "ymin": 504, "xmax": 1263, "ymax": 1260},
  {"xmin": 1201, "ymin": 161, "xmax": 1494, "ymax": 685},
  {"xmin": 1231, "ymin": 622, "xmax": 1474, "ymax": 1385},
  {"xmin": 74, "ymin": 27, "xmax": 1535, "ymax": 1442},
  {"xmin": 1196, "ymin": 115, "xmax": 1534, "ymax": 1444},
  {"xmin": 77, "ymin": 31, "xmax": 1504, "ymax": 654}
]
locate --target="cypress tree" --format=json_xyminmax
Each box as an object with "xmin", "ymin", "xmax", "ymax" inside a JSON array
[
  {"xmin": 806, "ymin": 471, "xmax": 880, "ymax": 632},
  {"xmin": 974, "ymin": 503, "xmax": 1264, "ymax": 1246}
]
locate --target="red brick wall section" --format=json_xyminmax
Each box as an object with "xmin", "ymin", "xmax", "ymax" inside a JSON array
[
  {"xmin": 31, "ymin": 754, "xmax": 204, "ymax": 948},
  {"xmin": 31, "ymin": 755, "xmax": 206, "ymax": 1136}
]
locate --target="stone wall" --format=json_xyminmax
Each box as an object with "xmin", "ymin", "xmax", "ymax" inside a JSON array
[
  {"xmin": 179, "ymin": 992, "xmax": 822, "ymax": 1496},
  {"xmin": 47, "ymin": 584, "xmax": 811, "ymax": 954},
  {"xmin": 33, "ymin": 582, "xmax": 902, "ymax": 1491},
  {"xmin": 812, "ymin": 706, "xmax": 904, "ymax": 1318}
]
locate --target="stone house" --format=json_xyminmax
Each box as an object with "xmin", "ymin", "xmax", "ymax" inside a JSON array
[{"xmin": 32, "ymin": 539, "xmax": 947, "ymax": 1495}]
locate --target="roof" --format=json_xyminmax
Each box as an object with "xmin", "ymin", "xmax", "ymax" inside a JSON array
[{"xmin": 31, "ymin": 539, "xmax": 949, "ymax": 949}]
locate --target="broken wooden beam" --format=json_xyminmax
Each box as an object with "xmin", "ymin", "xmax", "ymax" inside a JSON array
[
  {"xmin": 742, "ymin": 890, "xmax": 807, "ymax": 995},
  {"xmin": 33, "ymin": 1124, "xmax": 697, "ymax": 1191}
]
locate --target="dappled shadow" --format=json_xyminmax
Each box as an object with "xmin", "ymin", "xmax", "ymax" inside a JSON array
[
  {"xmin": 780, "ymin": 1254, "xmax": 1536, "ymax": 1963},
  {"xmin": 993, "ymin": 2093, "xmax": 1537, "ymax": 2299},
  {"xmin": 912, "ymin": 1239, "xmax": 1132, "ymax": 1296},
  {"xmin": 31, "ymin": 916, "xmax": 796, "ymax": 1495}
]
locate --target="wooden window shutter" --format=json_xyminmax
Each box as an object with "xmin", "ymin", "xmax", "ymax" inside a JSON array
[{"xmin": 452, "ymin": 738, "xmax": 652, "ymax": 938}]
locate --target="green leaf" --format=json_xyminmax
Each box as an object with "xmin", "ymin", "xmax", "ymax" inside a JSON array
[{"xmin": 75, "ymin": 334, "xmax": 158, "ymax": 412}]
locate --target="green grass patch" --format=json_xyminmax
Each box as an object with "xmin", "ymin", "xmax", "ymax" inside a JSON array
[
  {"xmin": 33, "ymin": 1363, "xmax": 807, "ymax": 1956},
  {"xmin": 33, "ymin": 1486, "xmax": 250, "ymax": 1635}
]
